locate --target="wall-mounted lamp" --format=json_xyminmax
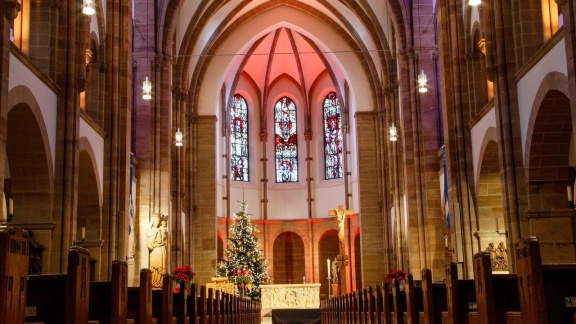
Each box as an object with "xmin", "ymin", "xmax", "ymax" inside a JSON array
[
  {"xmin": 469, "ymin": 0, "xmax": 481, "ymax": 6},
  {"xmin": 175, "ymin": 128, "xmax": 183, "ymax": 146},
  {"xmin": 389, "ymin": 123, "xmax": 398, "ymax": 142},
  {"xmin": 82, "ymin": 0, "xmax": 96, "ymax": 15},
  {"xmin": 142, "ymin": 77, "xmax": 152, "ymax": 100},
  {"xmin": 418, "ymin": 70, "xmax": 428, "ymax": 93}
]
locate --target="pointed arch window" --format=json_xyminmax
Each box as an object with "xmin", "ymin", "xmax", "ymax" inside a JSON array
[
  {"xmin": 274, "ymin": 97, "xmax": 298, "ymax": 182},
  {"xmin": 323, "ymin": 92, "xmax": 343, "ymax": 179},
  {"xmin": 230, "ymin": 94, "xmax": 249, "ymax": 181}
]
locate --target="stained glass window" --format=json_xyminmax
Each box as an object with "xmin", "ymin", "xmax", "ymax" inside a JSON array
[
  {"xmin": 230, "ymin": 94, "xmax": 249, "ymax": 181},
  {"xmin": 274, "ymin": 97, "xmax": 298, "ymax": 182},
  {"xmin": 323, "ymin": 92, "xmax": 343, "ymax": 179}
]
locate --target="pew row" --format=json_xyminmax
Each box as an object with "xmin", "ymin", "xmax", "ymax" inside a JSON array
[{"xmin": 321, "ymin": 237, "xmax": 576, "ymax": 324}]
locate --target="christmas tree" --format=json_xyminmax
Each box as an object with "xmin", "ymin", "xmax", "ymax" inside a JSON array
[{"xmin": 216, "ymin": 200, "xmax": 269, "ymax": 295}]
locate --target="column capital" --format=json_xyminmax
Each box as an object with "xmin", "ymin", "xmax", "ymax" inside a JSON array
[{"xmin": 4, "ymin": 0, "xmax": 21, "ymax": 20}]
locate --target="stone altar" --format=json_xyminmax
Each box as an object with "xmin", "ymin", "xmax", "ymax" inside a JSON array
[{"xmin": 260, "ymin": 284, "xmax": 321, "ymax": 317}]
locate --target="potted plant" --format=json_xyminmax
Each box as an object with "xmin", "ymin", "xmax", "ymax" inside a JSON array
[
  {"xmin": 385, "ymin": 269, "xmax": 408, "ymax": 292},
  {"xmin": 171, "ymin": 265, "xmax": 195, "ymax": 295}
]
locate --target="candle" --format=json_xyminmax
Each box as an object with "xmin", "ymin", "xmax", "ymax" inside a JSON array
[
  {"xmin": 81, "ymin": 226, "xmax": 86, "ymax": 240},
  {"xmin": 327, "ymin": 259, "xmax": 331, "ymax": 276},
  {"xmin": 8, "ymin": 198, "xmax": 13, "ymax": 215}
]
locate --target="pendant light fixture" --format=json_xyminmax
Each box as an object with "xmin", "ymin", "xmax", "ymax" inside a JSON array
[
  {"xmin": 175, "ymin": 128, "xmax": 183, "ymax": 146},
  {"xmin": 389, "ymin": 123, "xmax": 398, "ymax": 142},
  {"xmin": 469, "ymin": 0, "xmax": 481, "ymax": 6},
  {"xmin": 142, "ymin": 77, "xmax": 152, "ymax": 100},
  {"xmin": 82, "ymin": 0, "xmax": 95, "ymax": 15},
  {"xmin": 416, "ymin": 1, "xmax": 428, "ymax": 94},
  {"xmin": 418, "ymin": 70, "xmax": 428, "ymax": 93},
  {"xmin": 142, "ymin": 1, "xmax": 152, "ymax": 100}
]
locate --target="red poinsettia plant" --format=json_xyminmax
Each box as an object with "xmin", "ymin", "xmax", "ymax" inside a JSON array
[
  {"xmin": 172, "ymin": 265, "xmax": 195, "ymax": 295},
  {"xmin": 385, "ymin": 269, "xmax": 407, "ymax": 283}
]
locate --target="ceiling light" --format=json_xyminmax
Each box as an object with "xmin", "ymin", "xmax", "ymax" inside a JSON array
[
  {"xmin": 175, "ymin": 128, "xmax": 183, "ymax": 147},
  {"xmin": 389, "ymin": 124, "xmax": 398, "ymax": 142},
  {"xmin": 83, "ymin": 0, "xmax": 95, "ymax": 15},
  {"xmin": 418, "ymin": 70, "xmax": 428, "ymax": 93},
  {"xmin": 142, "ymin": 77, "xmax": 152, "ymax": 100}
]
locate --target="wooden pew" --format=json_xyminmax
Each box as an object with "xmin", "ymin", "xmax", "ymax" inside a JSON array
[
  {"xmin": 420, "ymin": 269, "xmax": 434, "ymax": 324},
  {"xmin": 172, "ymin": 280, "xmax": 187, "ymax": 324},
  {"xmin": 515, "ymin": 236, "xmax": 576, "ymax": 323},
  {"xmin": 185, "ymin": 284, "xmax": 198, "ymax": 324},
  {"xmin": 391, "ymin": 278, "xmax": 405, "ymax": 324},
  {"xmin": 151, "ymin": 274, "xmax": 175, "ymax": 324},
  {"xmin": 88, "ymin": 260, "xmax": 128, "ymax": 324},
  {"xmin": 126, "ymin": 269, "xmax": 153, "ymax": 324},
  {"xmin": 472, "ymin": 251, "xmax": 520, "ymax": 324},
  {"xmin": 404, "ymin": 274, "xmax": 424, "ymax": 324},
  {"xmin": 374, "ymin": 285, "xmax": 386, "ymax": 324},
  {"xmin": 0, "ymin": 226, "xmax": 29, "ymax": 324},
  {"xmin": 443, "ymin": 262, "xmax": 476, "ymax": 323},
  {"xmin": 26, "ymin": 246, "xmax": 91, "ymax": 324}
]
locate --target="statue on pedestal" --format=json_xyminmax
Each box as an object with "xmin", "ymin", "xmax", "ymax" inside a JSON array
[{"xmin": 147, "ymin": 213, "xmax": 168, "ymax": 288}]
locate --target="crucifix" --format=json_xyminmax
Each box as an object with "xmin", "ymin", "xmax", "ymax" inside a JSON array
[{"xmin": 328, "ymin": 204, "xmax": 354, "ymax": 295}]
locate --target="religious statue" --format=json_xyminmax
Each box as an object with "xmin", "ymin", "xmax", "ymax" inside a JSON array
[
  {"xmin": 328, "ymin": 205, "xmax": 354, "ymax": 295},
  {"xmin": 485, "ymin": 242, "xmax": 509, "ymax": 271},
  {"xmin": 331, "ymin": 259, "xmax": 339, "ymax": 284},
  {"xmin": 494, "ymin": 242, "xmax": 508, "ymax": 271},
  {"xmin": 328, "ymin": 205, "xmax": 353, "ymax": 254},
  {"xmin": 147, "ymin": 213, "xmax": 168, "ymax": 288}
]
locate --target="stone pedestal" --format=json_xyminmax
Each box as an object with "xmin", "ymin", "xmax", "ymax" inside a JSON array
[{"xmin": 331, "ymin": 283, "xmax": 340, "ymax": 296}]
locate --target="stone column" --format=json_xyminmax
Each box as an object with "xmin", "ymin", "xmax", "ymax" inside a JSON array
[{"xmin": 193, "ymin": 115, "xmax": 217, "ymax": 285}]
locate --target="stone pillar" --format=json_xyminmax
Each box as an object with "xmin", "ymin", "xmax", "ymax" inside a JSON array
[
  {"xmin": 355, "ymin": 111, "xmax": 385, "ymax": 288},
  {"xmin": 193, "ymin": 115, "xmax": 217, "ymax": 285},
  {"xmin": 556, "ymin": 0, "xmax": 576, "ymax": 256}
]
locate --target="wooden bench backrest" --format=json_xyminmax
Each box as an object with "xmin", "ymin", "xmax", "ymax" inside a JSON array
[
  {"xmin": 515, "ymin": 236, "xmax": 547, "ymax": 324},
  {"xmin": 473, "ymin": 251, "xmax": 496, "ymax": 323},
  {"xmin": 186, "ymin": 283, "xmax": 198, "ymax": 323},
  {"xmin": 421, "ymin": 269, "xmax": 434, "ymax": 324},
  {"xmin": 0, "ymin": 226, "xmax": 29, "ymax": 324},
  {"xmin": 391, "ymin": 278, "xmax": 405, "ymax": 324},
  {"xmin": 445, "ymin": 261, "xmax": 476, "ymax": 323},
  {"xmin": 111, "ymin": 260, "xmax": 128, "ymax": 323},
  {"xmin": 141, "ymin": 268, "xmax": 153, "ymax": 324},
  {"xmin": 88, "ymin": 260, "xmax": 128, "ymax": 324},
  {"xmin": 65, "ymin": 246, "xmax": 91, "ymax": 324},
  {"xmin": 404, "ymin": 273, "xmax": 418, "ymax": 324}
]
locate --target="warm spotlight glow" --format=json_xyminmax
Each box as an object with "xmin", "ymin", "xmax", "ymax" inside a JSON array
[
  {"xmin": 418, "ymin": 70, "xmax": 428, "ymax": 93},
  {"xmin": 142, "ymin": 77, "xmax": 152, "ymax": 100},
  {"xmin": 83, "ymin": 0, "xmax": 96, "ymax": 15},
  {"xmin": 389, "ymin": 124, "xmax": 398, "ymax": 142},
  {"xmin": 469, "ymin": 0, "xmax": 481, "ymax": 6},
  {"xmin": 175, "ymin": 128, "xmax": 183, "ymax": 147}
]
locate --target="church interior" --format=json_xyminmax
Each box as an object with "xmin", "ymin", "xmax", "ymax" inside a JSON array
[{"xmin": 1, "ymin": 0, "xmax": 575, "ymax": 313}]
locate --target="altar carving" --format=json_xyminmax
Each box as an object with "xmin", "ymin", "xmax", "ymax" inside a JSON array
[
  {"xmin": 206, "ymin": 277, "xmax": 236, "ymax": 297},
  {"xmin": 485, "ymin": 242, "xmax": 509, "ymax": 272},
  {"xmin": 260, "ymin": 284, "xmax": 320, "ymax": 314}
]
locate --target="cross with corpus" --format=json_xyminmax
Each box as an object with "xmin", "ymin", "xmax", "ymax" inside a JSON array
[{"xmin": 328, "ymin": 204, "xmax": 354, "ymax": 295}]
